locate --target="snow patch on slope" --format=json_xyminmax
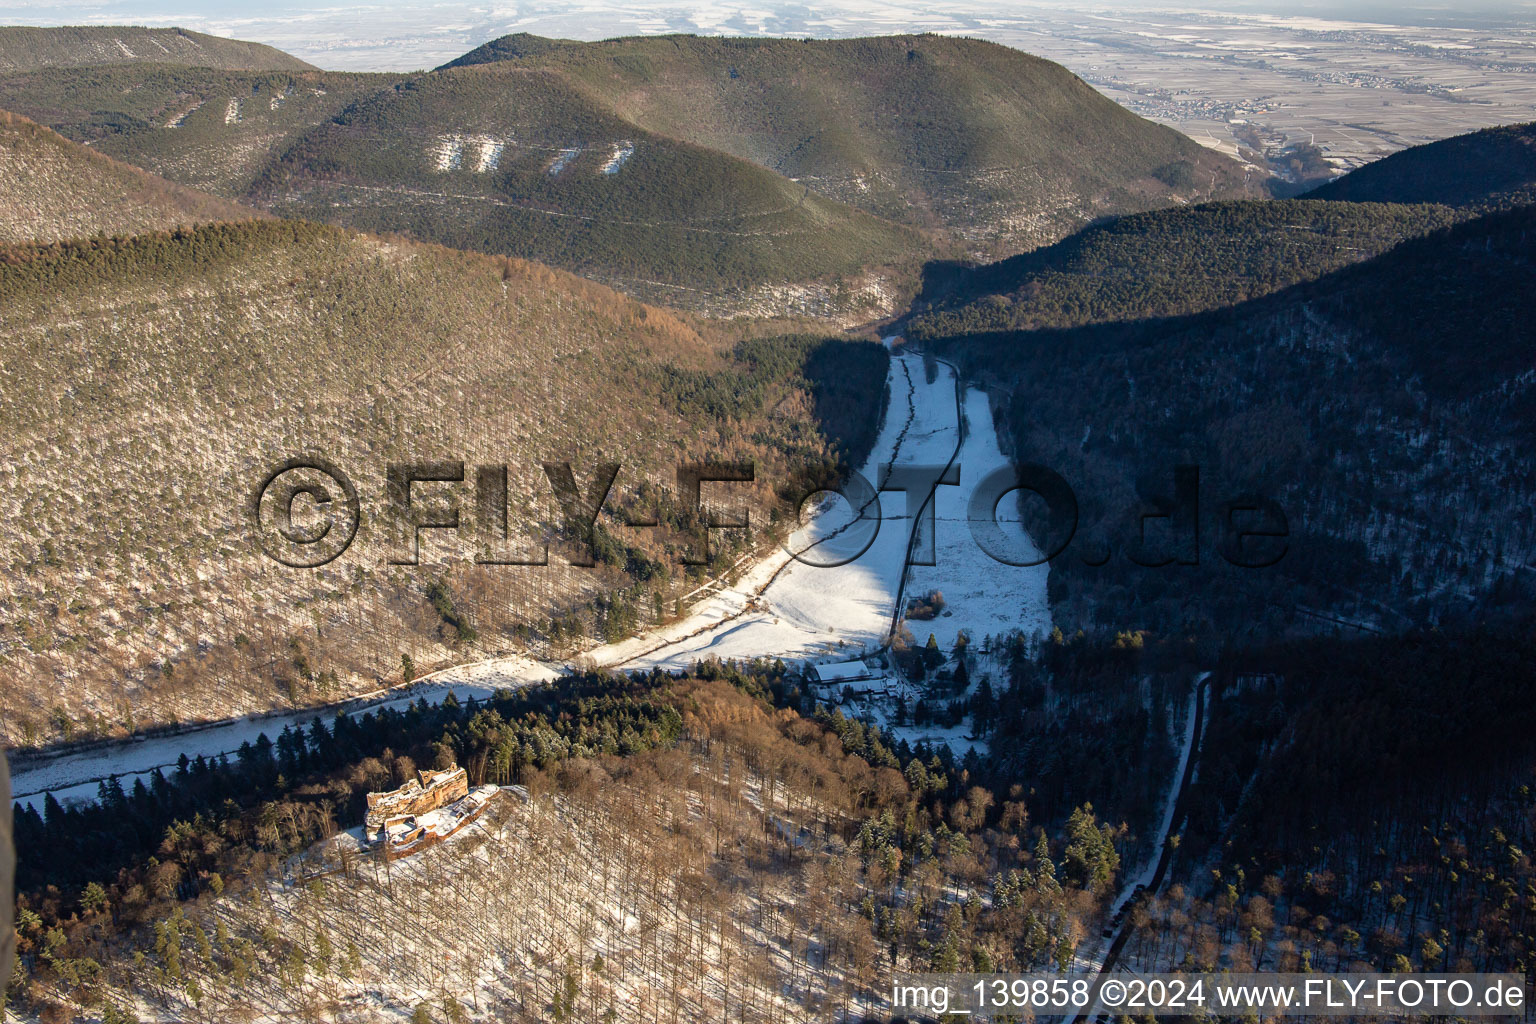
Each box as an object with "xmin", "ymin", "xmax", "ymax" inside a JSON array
[
  {"xmin": 431, "ymin": 133, "xmax": 510, "ymax": 173},
  {"xmin": 547, "ymin": 146, "xmax": 581, "ymax": 175},
  {"xmin": 600, "ymin": 140, "xmax": 635, "ymax": 174},
  {"xmin": 430, "ymin": 134, "xmax": 464, "ymax": 171}
]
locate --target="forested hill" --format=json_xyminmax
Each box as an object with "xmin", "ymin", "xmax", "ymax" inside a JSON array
[
  {"xmin": 0, "ymin": 218, "xmax": 892, "ymax": 746},
  {"xmin": 245, "ymin": 64, "xmax": 929, "ymax": 319},
  {"xmin": 439, "ymin": 32, "xmax": 574, "ymax": 68},
  {"xmin": 1306, "ymin": 120, "xmax": 1536, "ymax": 208},
  {"xmin": 432, "ymin": 33, "xmax": 1259, "ymax": 255},
  {"xmin": 1179, "ymin": 621, "xmax": 1536, "ymax": 975},
  {"xmin": 0, "ymin": 109, "xmax": 260, "ymax": 242},
  {"xmin": 244, "ymin": 32, "xmax": 1263, "ymax": 316},
  {"xmin": 922, "ymin": 206, "xmax": 1536, "ymax": 640},
  {"xmin": 0, "ymin": 30, "xmax": 1266, "ymax": 318},
  {"xmin": 0, "ymin": 66, "xmax": 405, "ymax": 196},
  {"xmin": 0, "ymin": 26, "xmax": 313, "ymax": 72},
  {"xmin": 906, "ymin": 199, "xmax": 1460, "ymax": 340}
]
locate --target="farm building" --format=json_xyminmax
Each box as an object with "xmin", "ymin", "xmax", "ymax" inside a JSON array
[{"xmin": 804, "ymin": 659, "xmax": 878, "ymax": 686}]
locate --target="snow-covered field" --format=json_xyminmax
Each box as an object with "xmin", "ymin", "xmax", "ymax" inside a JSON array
[
  {"xmin": 12, "ymin": 340, "xmax": 1053, "ymax": 808},
  {"xmin": 902, "ymin": 382, "xmax": 1050, "ymax": 651},
  {"xmin": 599, "ymin": 347, "xmax": 960, "ymax": 673}
]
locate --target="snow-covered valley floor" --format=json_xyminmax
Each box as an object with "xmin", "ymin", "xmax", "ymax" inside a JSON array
[
  {"xmin": 598, "ymin": 347, "xmax": 962, "ymax": 672},
  {"xmin": 901, "ymin": 384, "xmax": 1050, "ymax": 652}
]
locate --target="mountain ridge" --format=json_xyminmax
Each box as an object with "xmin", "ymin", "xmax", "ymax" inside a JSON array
[
  {"xmin": 904, "ymin": 198, "xmax": 1464, "ymax": 340},
  {"xmin": 246, "ymin": 63, "xmax": 932, "ymax": 318},
  {"xmin": 0, "ymin": 29, "xmax": 1265, "ymax": 317},
  {"xmin": 438, "ymin": 32, "xmax": 577, "ymax": 69},
  {"xmin": 0, "ymin": 65, "xmax": 406, "ymax": 195},
  {"xmin": 435, "ymin": 33, "xmax": 1261, "ymax": 254},
  {"xmin": 0, "ymin": 25, "xmax": 314, "ymax": 72}
]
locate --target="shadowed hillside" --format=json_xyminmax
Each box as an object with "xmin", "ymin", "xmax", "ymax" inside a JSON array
[
  {"xmin": 1307, "ymin": 120, "xmax": 1536, "ymax": 209},
  {"xmin": 922, "ymin": 207, "xmax": 1536, "ymax": 639},
  {"xmin": 906, "ymin": 199, "xmax": 1462, "ymax": 340}
]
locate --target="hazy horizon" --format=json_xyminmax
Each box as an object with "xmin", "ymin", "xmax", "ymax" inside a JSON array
[{"xmin": 2, "ymin": 0, "xmax": 1534, "ymax": 70}]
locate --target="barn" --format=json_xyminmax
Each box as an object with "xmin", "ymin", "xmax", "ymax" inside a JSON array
[{"xmin": 805, "ymin": 659, "xmax": 877, "ymax": 686}]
